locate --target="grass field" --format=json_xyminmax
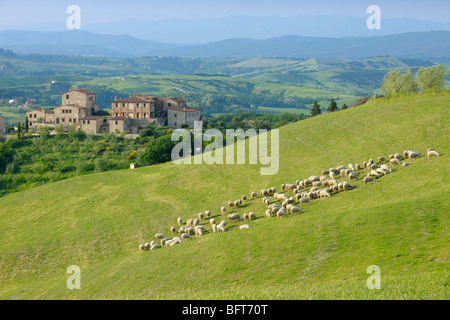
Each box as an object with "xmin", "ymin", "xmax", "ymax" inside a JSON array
[{"xmin": 0, "ymin": 92, "xmax": 448, "ymax": 299}]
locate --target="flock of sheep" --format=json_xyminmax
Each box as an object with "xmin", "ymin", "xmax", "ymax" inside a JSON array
[{"xmin": 138, "ymin": 148, "xmax": 440, "ymax": 252}]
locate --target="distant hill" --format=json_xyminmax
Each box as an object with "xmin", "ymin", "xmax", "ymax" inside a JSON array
[
  {"xmin": 0, "ymin": 30, "xmax": 449, "ymax": 60},
  {"xmin": 156, "ymin": 31, "xmax": 450, "ymax": 59},
  {"xmin": 0, "ymin": 30, "xmax": 179, "ymax": 57}
]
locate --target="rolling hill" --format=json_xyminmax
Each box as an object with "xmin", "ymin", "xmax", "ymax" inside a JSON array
[{"xmin": 0, "ymin": 92, "xmax": 448, "ymax": 299}]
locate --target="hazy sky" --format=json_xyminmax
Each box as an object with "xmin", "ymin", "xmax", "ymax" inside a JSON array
[{"xmin": 0, "ymin": 0, "xmax": 449, "ymax": 27}]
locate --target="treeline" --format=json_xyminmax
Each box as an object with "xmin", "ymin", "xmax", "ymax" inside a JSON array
[
  {"xmin": 381, "ymin": 65, "xmax": 450, "ymax": 97},
  {"xmin": 186, "ymin": 92, "xmax": 318, "ymax": 113}
]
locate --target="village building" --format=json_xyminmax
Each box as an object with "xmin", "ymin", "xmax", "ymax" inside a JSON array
[
  {"xmin": 26, "ymin": 107, "xmax": 55, "ymax": 130},
  {"xmin": 167, "ymin": 106, "xmax": 203, "ymax": 129},
  {"xmin": 26, "ymin": 88, "xmax": 202, "ymax": 135},
  {"xmin": 0, "ymin": 115, "xmax": 5, "ymax": 134}
]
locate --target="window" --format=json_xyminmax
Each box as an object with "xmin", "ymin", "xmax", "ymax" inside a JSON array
[
  {"xmin": 29, "ymin": 114, "xmax": 32, "ymax": 118},
  {"xmin": 34, "ymin": 114, "xmax": 36, "ymax": 118},
  {"xmin": 143, "ymin": 104, "xmax": 146, "ymax": 108},
  {"xmin": 69, "ymin": 109, "xmax": 72, "ymax": 114},
  {"xmin": 62, "ymin": 118, "xmax": 65, "ymax": 122},
  {"xmin": 69, "ymin": 119, "xmax": 72, "ymax": 122},
  {"xmin": 174, "ymin": 114, "xmax": 177, "ymax": 118},
  {"xmin": 83, "ymin": 120, "xmax": 85, "ymax": 124},
  {"xmin": 62, "ymin": 110, "xmax": 65, "ymax": 113},
  {"xmin": 87, "ymin": 120, "xmax": 90, "ymax": 124},
  {"xmin": 66, "ymin": 95, "xmax": 69, "ymax": 99},
  {"xmin": 115, "ymin": 121, "xmax": 118, "ymax": 125}
]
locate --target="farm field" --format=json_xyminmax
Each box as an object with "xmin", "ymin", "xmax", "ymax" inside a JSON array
[{"xmin": 0, "ymin": 92, "xmax": 448, "ymax": 299}]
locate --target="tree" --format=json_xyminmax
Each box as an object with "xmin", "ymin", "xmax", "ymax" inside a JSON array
[
  {"xmin": 341, "ymin": 103, "xmax": 348, "ymax": 110},
  {"xmin": 139, "ymin": 135, "xmax": 177, "ymax": 165},
  {"xmin": 327, "ymin": 98, "xmax": 339, "ymax": 112},
  {"xmin": 402, "ymin": 69, "xmax": 419, "ymax": 96},
  {"xmin": 17, "ymin": 122, "xmax": 22, "ymax": 140},
  {"xmin": 417, "ymin": 65, "xmax": 445, "ymax": 91},
  {"xmin": 310, "ymin": 101, "xmax": 322, "ymax": 117},
  {"xmin": 381, "ymin": 70, "xmax": 406, "ymax": 97}
]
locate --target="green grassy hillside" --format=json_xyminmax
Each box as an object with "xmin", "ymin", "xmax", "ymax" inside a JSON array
[{"xmin": 0, "ymin": 92, "xmax": 448, "ymax": 299}]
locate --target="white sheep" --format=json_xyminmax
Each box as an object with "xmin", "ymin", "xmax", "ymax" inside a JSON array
[
  {"xmin": 251, "ymin": 192, "xmax": 258, "ymax": 199},
  {"xmin": 155, "ymin": 233, "xmax": 166, "ymax": 240},
  {"xmin": 177, "ymin": 217, "xmax": 183, "ymax": 226},
  {"xmin": 221, "ymin": 206, "xmax": 227, "ymax": 213},
  {"xmin": 205, "ymin": 210, "xmax": 211, "ymax": 217},
  {"xmin": 319, "ymin": 189, "xmax": 331, "ymax": 198},
  {"xmin": 408, "ymin": 151, "xmax": 420, "ymax": 160},
  {"xmin": 181, "ymin": 233, "xmax": 192, "ymax": 240},
  {"xmin": 151, "ymin": 244, "xmax": 160, "ymax": 251},
  {"xmin": 355, "ymin": 163, "xmax": 361, "ymax": 171},
  {"xmin": 265, "ymin": 209, "xmax": 272, "ymax": 218},
  {"xmin": 427, "ymin": 150, "xmax": 439, "ymax": 159},
  {"xmin": 290, "ymin": 206, "xmax": 302, "ymax": 214},
  {"xmin": 228, "ymin": 213, "xmax": 243, "ymax": 222},
  {"xmin": 219, "ymin": 220, "xmax": 226, "ymax": 227},
  {"xmin": 210, "ymin": 218, "xmax": 216, "ymax": 225},
  {"xmin": 240, "ymin": 224, "xmax": 250, "ymax": 230},
  {"xmin": 380, "ymin": 164, "xmax": 392, "ymax": 173},
  {"xmin": 249, "ymin": 212, "xmax": 256, "ymax": 220},
  {"xmin": 378, "ymin": 156, "xmax": 386, "ymax": 163},
  {"xmin": 390, "ymin": 158, "xmax": 401, "ymax": 165},
  {"xmin": 170, "ymin": 226, "xmax": 176, "ymax": 234},
  {"xmin": 299, "ymin": 197, "xmax": 311, "ymax": 205},
  {"xmin": 348, "ymin": 164, "xmax": 355, "ymax": 171},
  {"xmin": 212, "ymin": 224, "xmax": 217, "ymax": 233},
  {"xmin": 139, "ymin": 244, "xmax": 145, "ymax": 252},
  {"xmin": 193, "ymin": 218, "xmax": 200, "ymax": 227},
  {"xmin": 363, "ymin": 176, "xmax": 376, "ymax": 184},
  {"xmin": 243, "ymin": 213, "xmax": 249, "ymax": 221},
  {"xmin": 402, "ymin": 162, "xmax": 409, "ymax": 167}
]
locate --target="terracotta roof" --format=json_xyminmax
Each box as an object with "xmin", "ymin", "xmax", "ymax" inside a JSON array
[
  {"xmin": 82, "ymin": 116, "xmax": 105, "ymax": 120},
  {"xmin": 27, "ymin": 108, "xmax": 52, "ymax": 114},
  {"xmin": 56, "ymin": 104, "xmax": 86, "ymax": 109},
  {"xmin": 164, "ymin": 97, "xmax": 185, "ymax": 102},
  {"xmin": 111, "ymin": 96, "xmax": 153, "ymax": 103},
  {"xmin": 62, "ymin": 88, "xmax": 96, "ymax": 95},
  {"xmin": 109, "ymin": 117, "xmax": 127, "ymax": 120},
  {"xmin": 168, "ymin": 106, "xmax": 200, "ymax": 112}
]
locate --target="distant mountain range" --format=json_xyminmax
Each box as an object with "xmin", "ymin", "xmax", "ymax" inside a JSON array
[
  {"xmin": 1, "ymin": 30, "xmax": 449, "ymax": 60},
  {"xmin": 5, "ymin": 15, "xmax": 450, "ymax": 43}
]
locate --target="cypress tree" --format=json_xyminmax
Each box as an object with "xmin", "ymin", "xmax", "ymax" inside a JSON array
[{"xmin": 310, "ymin": 101, "xmax": 322, "ymax": 117}]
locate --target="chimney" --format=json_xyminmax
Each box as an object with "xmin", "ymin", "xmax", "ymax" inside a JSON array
[
  {"xmin": 167, "ymin": 94, "xmax": 169, "ymax": 99},
  {"xmin": 69, "ymin": 88, "xmax": 72, "ymax": 91},
  {"xmin": 129, "ymin": 94, "xmax": 132, "ymax": 98},
  {"xmin": 114, "ymin": 96, "xmax": 117, "ymax": 100}
]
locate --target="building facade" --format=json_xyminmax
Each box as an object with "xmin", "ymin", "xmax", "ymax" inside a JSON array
[
  {"xmin": 27, "ymin": 108, "xmax": 55, "ymax": 130},
  {"xmin": 27, "ymin": 88, "xmax": 99, "ymax": 132},
  {"xmin": 167, "ymin": 106, "xmax": 203, "ymax": 129}
]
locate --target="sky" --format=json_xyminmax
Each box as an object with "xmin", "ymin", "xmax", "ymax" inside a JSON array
[{"xmin": 0, "ymin": 0, "xmax": 449, "ymax": 28}]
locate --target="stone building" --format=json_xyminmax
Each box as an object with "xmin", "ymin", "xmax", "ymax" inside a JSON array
[
  {"xmin": 81, "ymin": 116, "xmax": 108, "ymax": 135},
  {"xmin": 167, "ymin": 106, "xmax": 203, "ymax": 129},
  {"xmin": 61, "ymin": 88, "xmax": 97, "ymax": 116},
  {"xmin": 26, "ymin": 108, "xmax": 55, "ymax": 130},
  {"xmin": 0, "ymin": 115, "xmax": 5, "ymax": 134},
  {"xmin": 27, "ymin": 88, "xmax": 99, "ymax": 132},
  {"xmin": 110, "ymin": 94, "xmax": 202, "ymax": 131}
]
